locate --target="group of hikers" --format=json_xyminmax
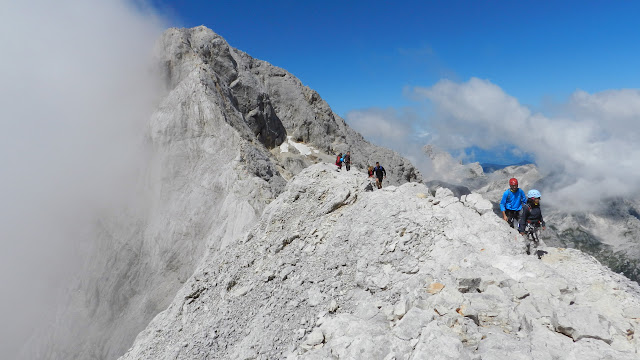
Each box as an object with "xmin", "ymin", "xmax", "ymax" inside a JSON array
[
  {"xmin": 335, "ymin": 152, "xmax": 386, "ymax": 189},
  {"xmin": 500, "ymin": 177, "xmax": 546, "ymax": 255},
  {"xmin": 333, "ymin": 153, "xmax": 544, "ymax": 253},
  {"xmin": 335, "ymin": 152, "xmax": 351, "ymax": 171}
]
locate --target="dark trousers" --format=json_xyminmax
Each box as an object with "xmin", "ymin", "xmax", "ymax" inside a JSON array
[{"xmin": 505, "ymin": 209, "xmax": 521, "ymax": 228}]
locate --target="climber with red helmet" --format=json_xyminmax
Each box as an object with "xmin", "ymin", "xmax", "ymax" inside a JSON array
[{"xmin": 500, "ymin": 177, "xmax": 527, "ymax": 228}]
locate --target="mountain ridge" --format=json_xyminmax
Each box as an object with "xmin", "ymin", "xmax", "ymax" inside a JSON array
[
  {"xmin": 119, "ymin": 163, "xmax": 640, "ymax": 359},
  {"xmin": 29, "ymin": 25, "xmax": 421, "ymax": 360},
  {"xmin": 29, "ymin": 25, "xmax": 640, "ymax": 360}
]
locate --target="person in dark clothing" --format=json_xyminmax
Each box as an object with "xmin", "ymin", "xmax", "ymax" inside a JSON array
[
  {"xmin": 518, "ymin": 189, "xmax": 545, "ymax": 233},
  {"xmin": 344, "ymin": 151, "xmax": 351, "ymax": 171},
  {"xmin": 519, "ymin": 189, "xmax": 546, "ymax": 255},
  {"xmin": 335, "ymin": 153, "xmax": 343, "ymax": 170},
  {"xmin": 373, "ymin": 162, "xmax": 386, "ymax": 189}
]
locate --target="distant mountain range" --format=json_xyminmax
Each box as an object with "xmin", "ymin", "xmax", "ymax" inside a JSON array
[
  {"xmin": 480, "ymin": 160, "xmax": 535, "ymax": 173},
  {"xmin": 427, "ymin": 147, "xmax": 640, "ymax": 285}
]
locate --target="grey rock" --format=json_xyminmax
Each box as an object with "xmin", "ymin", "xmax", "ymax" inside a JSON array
[
  {"xmin": 32, "ymin": 25, "xmax": 640, "ymax": 360},
  {"xmin": 32, "ymin": 26, "xmax": 422, "ymax": 360},
  {"xmin": 116, "ymin": 164, "xmax": 640, "ymax": 359},
  {"xmin": 552, "ymin": 305, "xmax": 613, "ymax": 344}
]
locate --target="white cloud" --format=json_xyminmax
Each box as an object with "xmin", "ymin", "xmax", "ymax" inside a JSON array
[
  {"xmin": 410, "ymin": 78, "xmax": 640, "ymax": 210},
  {"xmin": 344, "ymin": 78, "xmax": 640, "ymax": 211},
  {"xmin": 346, "ymin": 108, "xmax": 413, "ymax": 143},
  {"xmin": 0, "ymin": 1, "xmax": 166, "ymax": 357},
  {"xmin": 345, "ymin": 107, "xmax": 436, "ymax": 176}
]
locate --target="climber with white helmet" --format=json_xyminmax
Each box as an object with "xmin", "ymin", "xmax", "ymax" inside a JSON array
[
  {"xmin": 519, "ymin": 189, "xmax": 546, "ymax": 255},
  {"xmin": 500, "ymin": 177, "xmax": 527, "ymax": 228}
]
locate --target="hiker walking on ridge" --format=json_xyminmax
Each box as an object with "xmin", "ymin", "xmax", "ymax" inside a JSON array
[
  {"xmin": 344, "ymin": 151, "xmax": 351, "ymax": 171},
  {"xmin": 373, "ymin": 162, "xmax": 386, "ymax": 189},
  {"xmin": 519, "ymin": 189, "xmax": 545, "ymax": 234},
  {"xmin": 500, "ymin": 177, "xmax": 526, "ymax": 228},
  {"xmin": 519, "ymin": 189, "xmax": 546, "ymax": 255},
  {"xmin": 335, "ymin": 153, "xmax": 343, "ymax": 170}
]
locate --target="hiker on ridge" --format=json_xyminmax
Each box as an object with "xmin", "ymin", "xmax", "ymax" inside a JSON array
[
  {"xmin": 518, "ymin": 189, "xmax": 546, "ymax": 234},
  {"xmin": 373, "ymin": 162, "xmax": 386, "ymax": 189},
  {"xmin": 500, "ymin": 177, "xmax": 526, "ymax": 228},
  {"xmin": 335, "ymin": 153, "xmax": 343, "ymax": 170},
  {"xmin": 344, "ymin": 151, "xmax": 351, "ymax": 171},
  {"xmin": 519, "ymin": 189, "xmax": 546, "ymax": 255}
]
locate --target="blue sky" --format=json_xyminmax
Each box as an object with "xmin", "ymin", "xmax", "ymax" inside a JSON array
[
  {"xmin": 154, "ymin": 1, "xmax": 639, "ymax": 114},
  {"xmin": 150, "ymin": 1, "xmax": 640, "ymax": 167}
]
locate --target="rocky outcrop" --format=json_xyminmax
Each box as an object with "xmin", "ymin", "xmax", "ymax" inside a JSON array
[
  {"xmin": 31, "ymin": 26, "xmax": 421, "ymax": 360},
  {"xmin": 424, "ymin": 143, "xmax": 640, "ymax": 293},
  {"xmin": 120, "ymin": 164, "xmax": 640, "ymax": 359}
]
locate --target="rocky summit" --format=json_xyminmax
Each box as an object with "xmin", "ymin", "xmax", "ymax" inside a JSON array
[
  {"xmin": 29, "ymin": 26, "xmax": 419, "ymax": 360},
  {"xmin": 120, "ymin": 164, "xmax": 640, "ymax": 360},
  {"xmin": 30, "ymin": 25, "xmax": 640, "ymax": 360}
]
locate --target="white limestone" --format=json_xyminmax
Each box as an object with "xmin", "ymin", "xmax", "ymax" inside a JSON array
[
  {"xmin": 31, "ymin": 26, "xmax": 421, "ymax": 360},
  {"xmin": 119, "ymin": 164, "xmax": 640, "ymax": 359}
]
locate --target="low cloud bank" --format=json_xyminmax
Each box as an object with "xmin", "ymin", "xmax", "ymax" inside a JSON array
[
  {"xmin": 346, "ymin": 107, "xmax": 435, "ymax": 176},
  {"xmin": 0, "ymin": 1, "xmax": 165, "ymax": 357},
  {"xmin": 347, "ymin": 78, "xmax": 640, "ymax": 211}
]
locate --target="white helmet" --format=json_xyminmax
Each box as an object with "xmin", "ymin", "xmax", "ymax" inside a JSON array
[{"xmin": 527, "ymin": 189, "xmax": 541, "ymax": 199}]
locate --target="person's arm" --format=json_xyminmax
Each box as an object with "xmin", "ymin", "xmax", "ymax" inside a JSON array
[
  {"xmin": 500, "ymin": 191, "xmax": 508, "ymax": 221},
  {"xmin": 383, "ymin": 167, "xmax": 386, "ymax": 177}
]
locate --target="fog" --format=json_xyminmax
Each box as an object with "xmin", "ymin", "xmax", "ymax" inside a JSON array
[
  {"xmin": 347, "ymin": 78, "xmax": 640, "ymax": 212},
  {"xmin": 346, "ymin": 107, "xmax": 437, "ymax": 177},
  {"xmin": 0, "ymin": 0, "xmax": 165, "ymax": 357}
]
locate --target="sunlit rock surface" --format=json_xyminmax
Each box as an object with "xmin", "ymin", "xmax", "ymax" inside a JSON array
[
  {"xmin": 424, "ymin": 144, "xmax": 640, "ymax": 285},
  {"xmin": 30, "ymin": 26, "xmax": 420, "ymax": 360},
  {"xmin": 120, "ymin": 164, "xmax": 640, "ymax": 359}
]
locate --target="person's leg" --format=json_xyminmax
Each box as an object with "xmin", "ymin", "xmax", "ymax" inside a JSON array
[
  {"xmin": 513, "ymin": 210, "xmax": 521, "ymax": 228},
  {"xmin": 506, "ymin": 210, "xmax": 515, "ymax": 228}
]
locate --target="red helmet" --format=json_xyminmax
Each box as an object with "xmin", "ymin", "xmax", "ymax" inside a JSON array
[{"xmin": 509, "ymin": 178, "xmax": 518, "ymax": 186}]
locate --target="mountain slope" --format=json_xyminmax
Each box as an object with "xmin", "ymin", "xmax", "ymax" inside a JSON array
[
  {"xmin": 31, "ymin": 26, "xmax": 421, "ymax": 360},
  {"xmin": 423, "ymin": 145, "xmax": 640, "ymax": 286},
  {"xmin": 120, "ymin": 163, "xmax": 640, "ymax": 359}
]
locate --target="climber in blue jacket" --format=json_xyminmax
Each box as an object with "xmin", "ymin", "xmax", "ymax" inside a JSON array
[{"xmin": 500, "ymin": 177, "xmax": 527, "ymax": 228}]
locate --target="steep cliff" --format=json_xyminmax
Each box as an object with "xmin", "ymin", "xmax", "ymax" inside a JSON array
[{"xmin": 31, "ymin": 26, "xmax": 420, "ymax": 360}]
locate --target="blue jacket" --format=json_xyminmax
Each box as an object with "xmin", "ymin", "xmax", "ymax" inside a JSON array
[{"xmin": 500, "ymin": 188, "xmax": 526, "ymax": 211}]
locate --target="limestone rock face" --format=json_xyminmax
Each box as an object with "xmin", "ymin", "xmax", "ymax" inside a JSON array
[
  {"xmin": 422, "ymin": 144, "xmax": 640, "ymax": 285},
  {"xmin": 30, "ymin": 26, "xmax": 421, "ymax": 360},
  {"xmin": 119, "ymin": 164, "xmax": 640, "ymax": 360}
]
